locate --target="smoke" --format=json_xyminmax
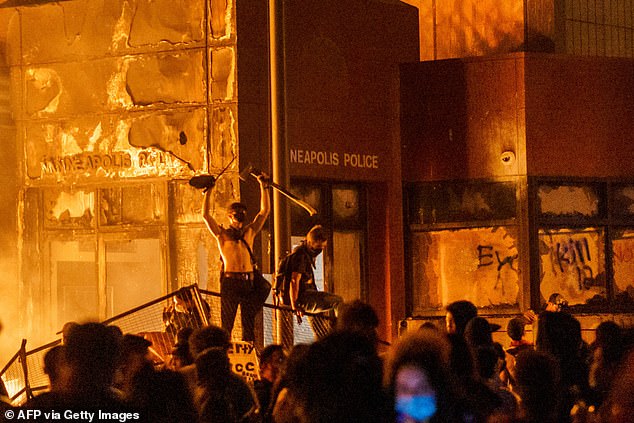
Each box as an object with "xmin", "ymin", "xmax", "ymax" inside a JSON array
[{"xmin": 0, "ymin": 256, "xmax": 21, "ymax": 366}]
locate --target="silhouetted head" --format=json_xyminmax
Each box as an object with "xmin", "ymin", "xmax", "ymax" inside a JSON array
[
  {"xmin": 189, "ymin": 325, "xmax": 231, "ymax": 359},
  {"xmin": 290, "ymin": 331, "xmax": 386, "ymax": 423},
  {"xmin": 259, "ymin": 344, "xmax": 286, "ymax": 383},
  {"xmin": 196, "ymin": 347, "xmax": 232, "ymax": 385},
  {"xmin": 131, "ymin": 367, "xmax": 198, "ymax": 423},
  {"xmin": 306, "ymin": 225, "xmax": 327, "ymax": 256},
  {"xmin": 120, "ymin": 334, "xmax": 151, "ymax": 358},
  {"xmin": 61, "ymin": 321, "xmax": 79, "ymax": 344},
  {"xmin": 593, "ymin": 321, "xmax": 625, "ymax": 365},
  {"xmin": 536, "ymin": 311, "xmax": 582, "ymax": 360},
  {"xmin": 337, "ymin": 300, "xmax": 379, "ymax": 344},
  {"xmin": 43, "ymin": 345, "xmax": 66, "ymax": 388},
  {"xmin": 228, "ymin": 202, "xmax": 248, "ymax": 224},
  {"xmin": 445, "ymin": 300, "xmax": 477, "ymax": 336},
  {"xmin": 64, "ymin": 322, "xmax": 121, "ymax": 390},
  {"xmin": 507, "ymin": 317, "xmax": 527, "ymax": 341},
  {"xmin": 464, "ymin": 317, "xmax": 495, "ymax": 348}
]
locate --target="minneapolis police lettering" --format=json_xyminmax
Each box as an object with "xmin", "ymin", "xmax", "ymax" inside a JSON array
[{"xmin": 290, "ymin": 149, "xmax": 379, "ymax": 169}]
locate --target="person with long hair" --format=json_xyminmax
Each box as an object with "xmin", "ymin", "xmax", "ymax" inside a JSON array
[{"xmin": 385, "ymin": 329, "xmax": 469, "ymax": 422}]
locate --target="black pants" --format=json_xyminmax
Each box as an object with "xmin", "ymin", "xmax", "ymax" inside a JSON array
[
  {"xmin": 298, "ymin": 288, "xmax": 343, "ymax": 338},
  {"xmin": 220, "ymin": 274, "xmax": 260, "ymax": 342}
]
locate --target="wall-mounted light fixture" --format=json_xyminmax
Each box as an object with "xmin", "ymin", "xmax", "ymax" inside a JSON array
[{"xmin": 501, "ymin": 150, "xmax": 515, "ymax": 165}]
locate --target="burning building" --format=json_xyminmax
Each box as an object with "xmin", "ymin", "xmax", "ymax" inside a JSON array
[
  {"xmin": 0, "ymin": 0, "xmax": 419, "ymax": 363},
  {"xmin": 1, "ymin": 0, "xmax": 634, "ymax": 368},
  {"xmin": 0, "ymin": 0, "xmax": 246, "ymax": 357}
]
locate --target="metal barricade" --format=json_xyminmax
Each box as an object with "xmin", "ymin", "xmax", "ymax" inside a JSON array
[
  {"xmin": 0, "ymin": 284, "xmax": 335, "ymax": 406},
  {"xmin": 199, "ymin": 289, "xmax": 334, "ymax": 348}
]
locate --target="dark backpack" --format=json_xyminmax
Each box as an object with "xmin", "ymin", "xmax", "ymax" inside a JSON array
[
  {"xmin": 272, "ymin": 253, "xmax": 293, "ymax": 305},
  {"xmin": 273, "ymin": 247, "xmax": 313, "ymax": 305}
]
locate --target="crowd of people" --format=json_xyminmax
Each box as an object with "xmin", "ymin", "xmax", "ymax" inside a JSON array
[{"xmin": 1, "ymin": 298, "xmax": 633, "ymax": 423}]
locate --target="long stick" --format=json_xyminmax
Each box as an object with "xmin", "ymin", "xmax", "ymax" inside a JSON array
[{"xmin": 251, "ymin": 172, "xmax": 317, "ymax": 216}]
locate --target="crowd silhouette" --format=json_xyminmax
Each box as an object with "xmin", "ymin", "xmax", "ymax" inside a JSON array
[{"xmin": 1, "ymin": 299, "xmax": 633, "ymax": 423}]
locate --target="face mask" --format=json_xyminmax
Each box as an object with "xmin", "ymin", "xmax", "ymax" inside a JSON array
[
  {"xmin": 395, "ymin": 395, "xmax": 437, "ymax": 422},
  {"xmin": 232, "ymin": 211, "xmax": 246, "ymax": 223}
]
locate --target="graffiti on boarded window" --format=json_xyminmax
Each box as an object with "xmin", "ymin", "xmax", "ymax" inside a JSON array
[
  {"xmin": 411, "ymin": 226, "xmax": 519, "ymax": 313},
  {"xmin": 539, "ymin": 229, "xmax": 606, "ymax": 306}
]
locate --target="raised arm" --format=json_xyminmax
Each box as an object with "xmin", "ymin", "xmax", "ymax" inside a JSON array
[
  {"xmin": 247, "ymin": 173, "xmax": 271, "ymax": 234},
  {"xmin": 202, "ymin": 188, "xmax": 221, "ymax": 238}
]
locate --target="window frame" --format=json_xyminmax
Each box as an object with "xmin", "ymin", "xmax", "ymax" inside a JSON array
[
  {"xmin": 529, "ymin": 177, "xmax": 634, "ymax": 313},
  {"xmin": 36, "ymin": 180, "xmax": 170, "ymax": 334},
  {"xmin": 404, "ymin": 177, "xmax": 522, "ymax": 316}
]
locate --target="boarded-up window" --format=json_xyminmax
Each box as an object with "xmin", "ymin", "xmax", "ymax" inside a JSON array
[
  {"xmin": 333, "ymin": 231, "xmax": 362, "ymax": 301},
  {"xmin": 538, "ymin": 184, "xmax": 600, "ymax": 217},
  {"xmin": 611, "ymin": 185, "xmax": 634, "ymax": 217},
  {"xmin": 410, "ymin": 226, "xmax": 520, "ymax": 314},
  {"xmin": 538, "ymin": 228, "xmax": 606, "ymax": 307},
  {"xmin": 612, "ymin": 230, "xmax": 634, "ymax": 303},
  {"xmin": 408, "ymin": 181, "xmax": 516, "ymax": 225}
]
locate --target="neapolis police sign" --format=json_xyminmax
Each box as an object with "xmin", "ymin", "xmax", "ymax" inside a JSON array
[{"xmin": 290, "ymin": 149, "xmax": 379, "ymax": 169}]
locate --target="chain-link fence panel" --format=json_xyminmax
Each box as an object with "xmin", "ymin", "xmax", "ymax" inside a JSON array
[
  {"xmin": 0, "ymin": 339, "xmax": 62, "ymax": 405},
  {"xmin": 199, "ymin": 289, "xmax": 335, "ymax": 350},
  {"xmin": 0, "ymin": 286, "xmax": 209, "ymax": 405},
  {"xmin": 1, "ymin": 343, "xmax": 28, "ymax": 405},
  {"xmin": 103, "ymin": 285, "xmax": 210, "ymax": 362},
  {"xmin": 0, "ymin": 284, "xmax": 336, "ymax": 406}
]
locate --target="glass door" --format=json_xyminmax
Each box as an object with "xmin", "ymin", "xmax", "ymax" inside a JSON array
[{"xmin": 50, "ymin": 238, "xmax": 99, "ymax": 331}]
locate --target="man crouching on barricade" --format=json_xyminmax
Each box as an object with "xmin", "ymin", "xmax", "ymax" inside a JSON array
[{"xmin": 286, "ymin": 225, "xmax": 343, "ymax": 337}]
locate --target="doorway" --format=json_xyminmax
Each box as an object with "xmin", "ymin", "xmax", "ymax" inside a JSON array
[{"xmin": 289, "ymin": 182, "xmax": 367, "ymax": 302}]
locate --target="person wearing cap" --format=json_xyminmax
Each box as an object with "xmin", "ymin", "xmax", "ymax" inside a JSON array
[{"xmin": 203, "ymin": 171, "xmax": 270, "ymax": 342}]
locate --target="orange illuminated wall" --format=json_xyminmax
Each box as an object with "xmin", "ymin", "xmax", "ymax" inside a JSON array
[
  {"xmin": 400, "ymin": 52, "xmax": 634, "ymax": 322},
  {"xmin": 415, "ymin": 0, "xmax": 526, "ymax": 60},
  {"xmin": 401, "ymin": 52, "xmax": 634, "ymax": 183},
  {"xmin": 524, "ymin": 54, "xmax": 634, "ymax": 177},
  {"xmin": 238, "ymin": 0, "xmax": 420, "ymax": 183},
  {"xmin": 401, "ymin": 54, "xmax": 526, "ymax": 182},
  {"xmin": 0, "ymin": 0, "xmax": 240, "ymax": 353}
]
